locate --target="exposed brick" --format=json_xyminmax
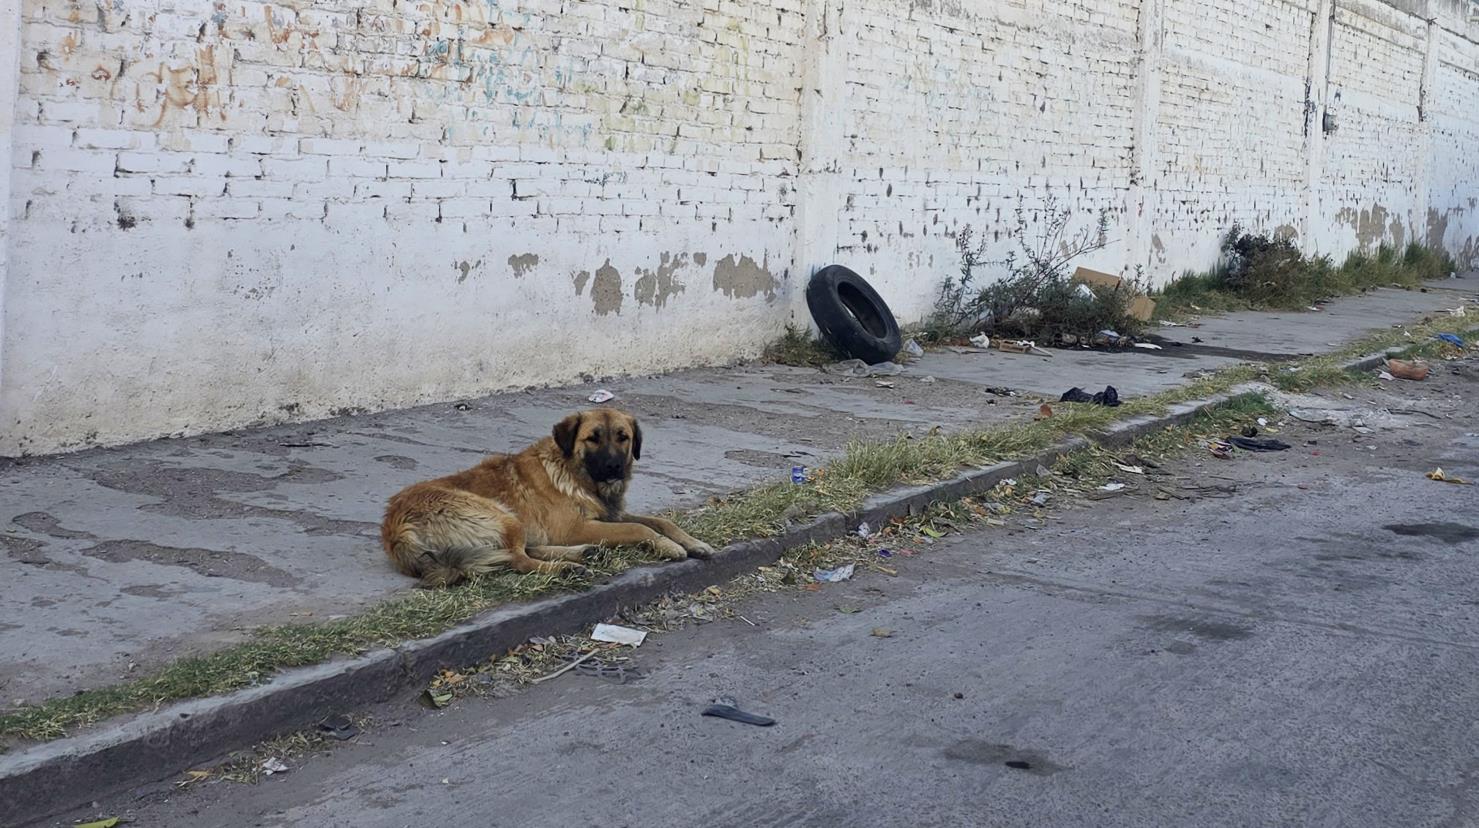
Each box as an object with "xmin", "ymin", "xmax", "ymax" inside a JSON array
[{"xmin": 5, "ymin": 0, "xmax": 1479, "ymax": 459}]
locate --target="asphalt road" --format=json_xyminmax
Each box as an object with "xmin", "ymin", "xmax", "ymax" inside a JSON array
[{"xmin": 59, "ymin": 361, "xmax": 1479, "ymax": 828}]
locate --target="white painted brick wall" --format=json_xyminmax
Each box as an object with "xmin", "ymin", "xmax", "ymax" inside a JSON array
[{"xmin": 1, "ymin": 0, "xmax": 1477, "ymax": 455}]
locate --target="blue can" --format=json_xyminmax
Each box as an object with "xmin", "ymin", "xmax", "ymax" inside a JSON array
[{"xmin": 791, "ymin": 466, "xmax": 807, "ymax": 484}]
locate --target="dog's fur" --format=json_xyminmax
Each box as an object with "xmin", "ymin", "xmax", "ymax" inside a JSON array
[{"xmin": 381, "ymin": 407, "xmax": 715, "ymax": 587}]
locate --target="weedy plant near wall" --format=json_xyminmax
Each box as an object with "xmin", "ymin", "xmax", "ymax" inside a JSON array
[
  {"xmin": 925, "ymin": 195, "xmax": 1147, "ymax": 344},
  {"xmin": 1157, "ymin": 227, "xmax": 1458, "ymax": 318}
]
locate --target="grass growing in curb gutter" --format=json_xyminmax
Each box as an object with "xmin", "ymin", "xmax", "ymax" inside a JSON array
[
  {"xmin": 1, "ymin": 319, "xmax": 1473, "ymax": 746},
  {"xmin": 191, "ymin": 395, "xmax": 1277, "ymax": 787}
]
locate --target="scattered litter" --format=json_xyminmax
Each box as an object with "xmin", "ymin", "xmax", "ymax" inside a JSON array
[
  {"xmin": 454, "ymin": 402, "xmax": 472, "ymax": 411},
  {"xmin": 1036, "ymin": 464, "xmax": 1052, "ymax": 477},
  {"xmin": 791, "ymin": 466, "xmax": 808, "ymax": 484},
  {"xmin": 1436, "ymin": 333, "xmax": 1465, "ymax": 347},
  {"xmin": 1074, "ymin": 267, "xmax": 1156, "ymax": 320},
  {"xmin": 835, "ymin": 604, "xmax": 861, "ymax": 614},
  {"xmin": 1227, "ymin": 436, "xmax": 1291, "ymax": 452},
  {"xmin": 983, "ymin": 386, "xmax": 1018, "ymax": 397},
  {"xmin": 1385, "ymin": 358, "xmax": 1430, "ymax": 381},
  {"xmin": 587, "ymin": 389, "xmax": 615, "ymax": 403},
  {"xmin": 555, "ymin": 651, "xmax": 642, "ymax": 684},
  {"xmin": 874, "ymin": 380, "xmax": 895, "ymax": 388},
  {"xmin": 1059, "ymin": 385, "xmax": 1121, "ymax": 407},
  {"xmin": 176, "ymin": 769, "xmax": 213, "ymax": 788},
  {"xmin": 260, "ymin": 757, "xmax": 290, "ymax": 776},
  {"xmin": 871, "ymin": 627, "xmax": 895, "ymax": 638},
  {"xmin": 876, "ymin": 564, "xmax": 898, "ymax": 576},
  {"xmin": 856, "ymin": 521, "xmax": 873, "ymax": 538},
  {"xmin": 1159, "ymin": 320, "xmax": 1184, "ymax": 327},
  {"xmin": 532, "ymin": 650, "xmax": 600, "ymax": 684},
  {"xmin": 1076, "ymin": 282, "xmax": 1096, "ymax": 301},
  {"xmin": 814, "ymin": 564, "xmax": 856, "ymax": 583},
  {"xmin": 592, "ymin": 623, "xmax": 648, "ymax": 646},
  {"xmin": 423, "ymin": 688, "xmax": 454, "ymax": 708},
  {"xmin": 877, "ymin": 548, "xmax": 893, "ymax": 558},
  {"xmin": 1426, "ymin": 468, "xmax": 1472, "ymax": 485},
  {"xmin": 1241, "ymin": 424, "xmax": 1259, "ymax": 437},
  {"xmin": 969, "ymin": 334, "xmax": 991, "ymax": 349},
  {"xmin": 1093, "ymin": 329, "xmax": 1123, "ymax": 347},
  {"xmin": 920, "ymin": 375, "xmax": 937, "ymax": 383},
  {"xmin": 1038, "ymin": 403, "xmax": 1054, "ymax": 418},
  {"xmin": 1030, "ymin": 491, "xmax": 1052, "ymax": 506},
  {"xmin": 903, "ymin": 339, "xmax": 926, "ymax": 358},
  {"xmin": 824, "ymin": 359, "xmax": 903, "ymax": 378},
  {"xmin": 1449, "ymin": 305, "xmax": 1468, "ymax": 317},
  {"xmin": 317, "ymin": 714, "xmax": 360, "ymax": 741},
  {"xmin": 702, "ymin": 703, "xmax": 776, "ymax": 727},
  {"xmin": 998, "ymin": 339, "xmax": 1054, "ymax": 357},
  {"xmin": 76, "ymin": 820, "xmax": 120, "ymax": 828},
  {"xmin": 1098, "ymin": 482, "xmax": 1126, "ymax": 492},
  {"xmin": 1208, "ymin": 440, "xmax": 1232, "ymax": 460},
  {"xmin": 1133, "ymin": 342, "xmax": 1164, "ymax": 350},
  {"xmin": 1113, "ymin": 463, "xmax": 1144, "ymax": 474},
  {"xmin": 1257, "ymin": 418, "xmax": 1268, "ymax": 427}
]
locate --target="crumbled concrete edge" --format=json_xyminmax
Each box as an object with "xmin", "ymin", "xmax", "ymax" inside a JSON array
[
  {"xmin": 0, "ymin": 389, "xmax": 1256, "ymax": 826},
  {"xmin": 1345, "ymin": 350, "xmax": 1391, "ymax": 372}
]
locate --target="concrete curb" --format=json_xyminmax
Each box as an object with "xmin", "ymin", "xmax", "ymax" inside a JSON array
[
  {"xmin": 1346, "ymin": 350, "xmax": 1393, "ymax": 372},
  {"xmin": 0, "ymin": 387, "xmax": 1265, "ymax": 826}
]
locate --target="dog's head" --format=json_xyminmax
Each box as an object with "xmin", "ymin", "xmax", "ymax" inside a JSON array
[{"xmin": 552, "ymin": 407, "xmax": 642, "ymax": 483}]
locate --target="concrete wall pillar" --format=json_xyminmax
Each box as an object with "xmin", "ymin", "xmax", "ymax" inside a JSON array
[
  {"xmin": 790, "ymin": 0, "xmax": 850, "ymax": 329},
  {"xmin": 1301, "ymin": 0, "xmax": 1336, "ymax": 255},
  {"xmin": 1415, "ymin": 1, "xmax": 1439, "ymax": 252},
  {"xmin": 0, "ymin": 0, "xmax": 21, "ymax": 399},
  {"xmin": 1125, "ymin": 0, "xmax": 1165, "ymax": 278}
]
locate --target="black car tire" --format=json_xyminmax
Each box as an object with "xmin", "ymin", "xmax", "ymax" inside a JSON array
[{"xmin": 804, "ymin": 265, "xmax": 902, "ymax": 364}]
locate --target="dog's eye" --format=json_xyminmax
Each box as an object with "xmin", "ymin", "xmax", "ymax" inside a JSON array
[
  {"xmin": 585, "ymin": 435, "xmax": 600, "ymax": 444},
  {"xmin": 616, "ymin": 432, "xmax": 628, "ymax": 442}
]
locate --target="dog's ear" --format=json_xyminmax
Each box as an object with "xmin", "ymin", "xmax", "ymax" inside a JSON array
[
  {"xmin": 552, "ymin": 412, "xmax": 582, "ymax": 458},
  {"xmin": 630, "ymin": 417, "xmax": 642, "ymax": 461}
]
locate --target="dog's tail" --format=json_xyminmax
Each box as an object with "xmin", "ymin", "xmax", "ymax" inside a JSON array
[{"xmin": 382, "ymin": 513, "xmax": 509, "ymax": 589}]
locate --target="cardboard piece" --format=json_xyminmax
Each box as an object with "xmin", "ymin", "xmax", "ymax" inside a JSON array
[{"xmin": 1072, "ymin": 267, "xmax": 1156, "ymax": 322}]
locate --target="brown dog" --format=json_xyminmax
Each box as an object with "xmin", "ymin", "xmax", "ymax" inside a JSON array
[{"xmin": 381, "ymin": 407, "xmax": 715, "ymax": 587}]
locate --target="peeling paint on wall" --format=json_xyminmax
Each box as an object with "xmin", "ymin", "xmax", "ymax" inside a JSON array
[
  {"xmin": 507, "ymin": 253, "xmax": 539, "ymax": 279},
  {"xmin": 1427, "ymin": 208, "xmax": 1450, "ymax": 249},
  {"xmin": 590, "ymin": 260, "xmax": 623, "ymax": 315},
  {"xmin": 633, "ymin": 252, "xmax": 688, "ymax": 309},
  {"xmin": 712, "ymin": 254, "xmax": 777, "ymax": 300},
  {"xmin": 5, "ymin": 0, "xmax": 1479, "ymax": 457},
  {"xmin": 1336, "ymin": 205, "xmax": 1394, "ymax": 250},
  {"xmin": 454, "ymin": 259, "xmax": 485, "ymax": 283}
]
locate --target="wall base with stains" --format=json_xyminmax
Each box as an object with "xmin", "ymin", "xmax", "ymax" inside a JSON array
[{"xmin": 2, "ymin": 0, "xmax": 1477, "ymax": 455}]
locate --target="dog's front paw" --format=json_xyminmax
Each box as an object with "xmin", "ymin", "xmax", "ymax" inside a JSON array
[
  {"xmin": 654, "ymin": 538, "xmax": 689, "ymax": 561},
  {"xmin": 685, "ymin": 540, "xmax": 717, "ymax": 560}
]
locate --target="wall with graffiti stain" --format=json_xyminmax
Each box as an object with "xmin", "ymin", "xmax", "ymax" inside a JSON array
[{"xmin": 1, "ymin": 0, "xmax": 1477, "ymax": 454}]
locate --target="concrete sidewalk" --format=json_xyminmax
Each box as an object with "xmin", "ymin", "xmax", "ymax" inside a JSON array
[{"xmin": 3, "ymin": 277, "xmax": 1476, "ymax": 708}]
